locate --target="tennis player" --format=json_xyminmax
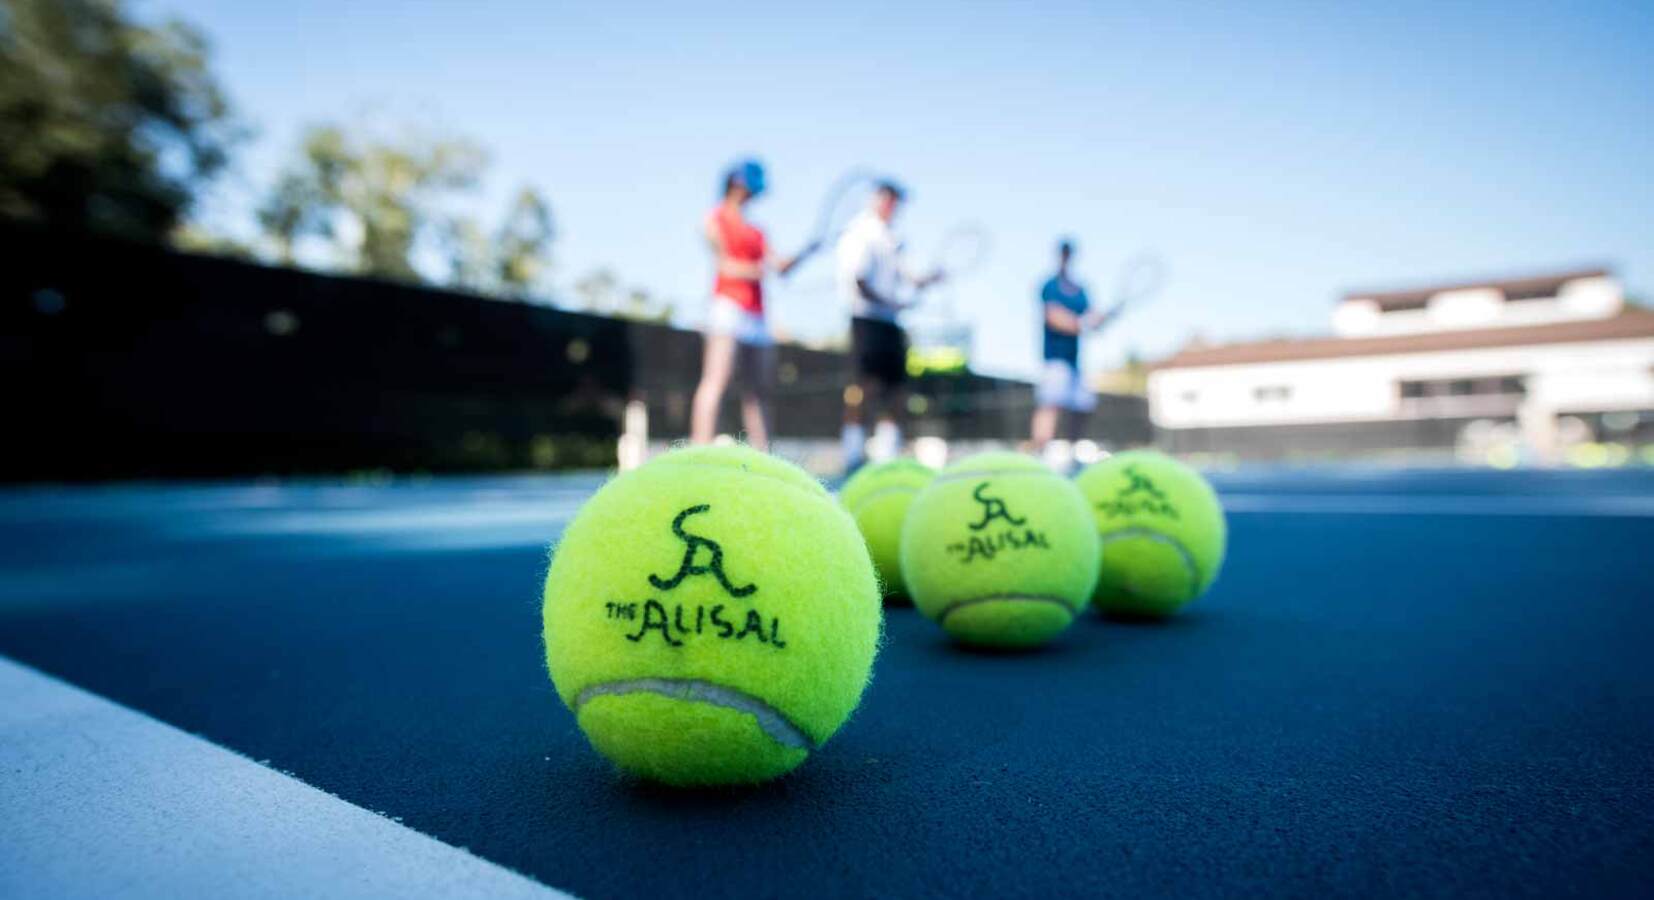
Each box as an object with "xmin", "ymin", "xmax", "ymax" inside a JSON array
[
  {"xmin": 835, "ymin": 181, "xmax": 942, "ymax": 473},
  {"xmin": 1030, "ymin": 238, "xmax": 1104, "ymax": 451},
  {"xmin": 689, "ymin": 159, "xmax": 817, "ymax": 450}
]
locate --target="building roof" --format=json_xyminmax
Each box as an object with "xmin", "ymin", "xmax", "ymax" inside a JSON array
[
  {"xmin": 1341, "ymin": 267, "xmax": 1611, "ymax": 310},
  {"xmin": 1154, "ymin": 308, "xmax": 1654, "ymax": 370}
]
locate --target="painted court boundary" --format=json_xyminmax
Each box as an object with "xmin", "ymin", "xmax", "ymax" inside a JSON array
[{"xmin": 0, "ymin": 656, "xmax": 572, "ymax": 900}]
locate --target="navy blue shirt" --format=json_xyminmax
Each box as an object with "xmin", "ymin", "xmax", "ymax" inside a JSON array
[{"xmin": 1041, "ymin": 275, "xmax": 1089, "ymax": 364}]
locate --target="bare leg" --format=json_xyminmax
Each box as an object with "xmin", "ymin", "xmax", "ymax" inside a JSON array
[
  {"xmin": 1063, "ymin": 407, "xmax": 1090, "ymax": 442},
  {"xmin": 869, "ymin": 383, "xmax": 906, "ymax": 460},
  {"xmin": 841, "ymin": 377, "xmax": 871, "ymax": 469},
  {"xmin": 1030, "ymin": 405, "xmax": 1060, "ymax": 451},
  {"xmin": 690, "ymin": 334, "xmax": 737, "ymax": 444},
  {"xmin": 738, "ymin": 343, "xmax": 774, "ymax": 451}
]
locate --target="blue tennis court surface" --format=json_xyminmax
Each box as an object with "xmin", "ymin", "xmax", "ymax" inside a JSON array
[{"xmin": 4, "ymin": 467, "xmax": 1652, "ymax": 897}]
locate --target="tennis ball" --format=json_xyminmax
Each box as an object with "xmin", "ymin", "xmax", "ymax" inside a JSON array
[
  {"xmin": 1075, "ymin": 450, "xmax": 1227, "ymax": 618},
  {"xmin": 542, "ymin": 445, "xmax": 881, "ymax": 786},
  {"xmin": 900, "ymin": 451, "xmax": 1100, "ymax": 648},
  {"xmin": 839, "ymin": 459, "xmax": 937, "ymax": 600}
]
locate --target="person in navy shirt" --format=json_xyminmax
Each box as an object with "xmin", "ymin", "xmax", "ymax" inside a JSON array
[{"xmin": 1031, "ymin": 238, "xmax": 1105, "ymax": 451}]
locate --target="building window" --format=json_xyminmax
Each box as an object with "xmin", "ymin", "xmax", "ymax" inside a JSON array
[
  {"xmin": 1253, "ymin": 385, "xmax": 1292, "ymax": 403},
  {"xmin": 1398, "ymin": 375, "xmax": 1527, "ymax": 400}
]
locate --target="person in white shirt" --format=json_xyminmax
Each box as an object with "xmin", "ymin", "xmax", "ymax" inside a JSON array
[{"xmin": 835, "ymin": 180, "xmax": 941, "ymax": 472}]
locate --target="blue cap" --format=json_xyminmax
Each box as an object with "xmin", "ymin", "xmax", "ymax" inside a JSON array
[{"xmin": 725, "ymin": 158, "xmax": 767, "ymax": 197}]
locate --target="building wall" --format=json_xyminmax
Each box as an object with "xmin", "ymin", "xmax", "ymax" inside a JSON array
[
  {"xmin": 1148, "ymin": 338, "xmax": 1654, "ymax": 430},
  {"xmin": 1157, "ymin": 416, "xmax": 1500, "ymax": 461}
]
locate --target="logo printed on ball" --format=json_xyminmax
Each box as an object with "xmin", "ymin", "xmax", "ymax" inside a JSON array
[
  {"xmin": 1094, "ymin": 465, "xmax": 1179, "ymax": 520},
  {"xmin": 605, "ymin": 504, "xmax": 785, "ymax": 649},
  {"xmin": 648, "ymin": 504, "xmax": 757, "ymax": 597},
  {"xmin": 945, "ymin": 481, "xmax": 1051, "ymax": 563},
  {"xmin": 967, "ymin": 482, "xmax": 1028, "ymax": 531}
]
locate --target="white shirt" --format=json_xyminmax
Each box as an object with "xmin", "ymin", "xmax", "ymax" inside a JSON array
[{"xmin": 835, "ymin": 210, "xmax": 909, "ymax": 323}]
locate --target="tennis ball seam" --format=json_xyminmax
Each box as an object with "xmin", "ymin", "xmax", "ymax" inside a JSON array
[
  {"xmin": 1098, "ymin": 527, "xmax": 1203, "ymax": 593},
  {"xmin": 935, "ymin": 592, "xmax": 1079, "ymax": 625},
  {"xmin": 575, "ymin": 677, "xmax": 815, "ymax": 751},
  {"xmin": 846, "ymin": 484, "xmax": 923, "ymax": 516},
  {"xmin": 651, "ymin": 458, "xmax": 833, "ymax": 509},
  {"xmin": 931, "ymin": 467, "xmax": 1061, "ymax": 485}
]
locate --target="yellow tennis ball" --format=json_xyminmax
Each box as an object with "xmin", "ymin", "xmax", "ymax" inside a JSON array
[
  {"xmin": 1075, "ymin": 450, "xmax": 1227, "ymax": 618},
  {"xmin": 542, "ymin": 445, "xmax": 882, "ymax": 786},
  {"xmin": 899, "ymin": 451, "xmax": 1100, "ymax": 648},
  {"xmin": 838, "ymin": 459, "xmax": 937, "ymax": 600}
]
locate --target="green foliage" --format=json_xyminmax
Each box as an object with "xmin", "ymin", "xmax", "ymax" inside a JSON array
[
  {"xmin": 494, "ymin": 187, "xmax": 554, "ymax": 296},
  {"xmin": 0, "ymin": 0, "xmax": 241, "ymax": 240},
  {"xmin": 571, "ymin": 267, "xmax": 675, "ymax": 322},
  {"xmin": 256, "ymin": 124, "xmax": 555, "ymax": 296},
  {"xmin": 256, "ymin": 123, "xmax": 487, "ymax": 281}
]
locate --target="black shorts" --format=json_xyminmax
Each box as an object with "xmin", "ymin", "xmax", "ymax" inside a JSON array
[{"xmin": 851, "ymin": 316, "xmax": 908, "ymax": 387}]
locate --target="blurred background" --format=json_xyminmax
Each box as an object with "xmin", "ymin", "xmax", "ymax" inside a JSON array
[{"xmin": 4, "ymin": 0, "xmax": 1650, "ymax": 479}]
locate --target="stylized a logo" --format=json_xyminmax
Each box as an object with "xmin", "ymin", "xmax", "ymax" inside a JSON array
[
  {"xmin": 648, "ymin": 505, "xmax": 757, "ymax": 597},
  {"xmin": 968, "ymin": 482, "xmax": 1027, "ymax": 531},
  {"xmin": 1118, "ymin": 465, "xmax": 1167, "ymax": 502}
]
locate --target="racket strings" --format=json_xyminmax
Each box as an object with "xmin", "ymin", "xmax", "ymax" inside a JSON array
[
  {"xmin": 929, "ymin": 225, "xmax": 991, "ymax": 278},
  {"xmin": 1111, "ymin": 253, "xmax": 1167, "ymax": 310}
]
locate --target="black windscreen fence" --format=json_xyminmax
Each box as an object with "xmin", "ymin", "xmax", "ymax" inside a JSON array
[{"xmin": 2, "ymin": 223, "xmax": 1149, "ymax": 480}]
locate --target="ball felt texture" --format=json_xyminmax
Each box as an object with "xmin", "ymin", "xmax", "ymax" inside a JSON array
[
  {"xmin": 1075, "ymin": 450, "xmax": 1227, "ymax": 617},
  {"xmin": 839, "ymin": 459, "xmax": 937, "ymax": 600},
  {"xmin": 542, "ymin": 445, "xmax": 882, "ymax": 786},
  {"xmin": 899, "ymin": 451, "xmax": 1100, "ymax": 648}
]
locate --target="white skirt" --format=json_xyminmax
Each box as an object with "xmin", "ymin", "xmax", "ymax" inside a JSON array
[{"xmin": 704, "ymin": 295, "xmax": 772, "ymax": 347}]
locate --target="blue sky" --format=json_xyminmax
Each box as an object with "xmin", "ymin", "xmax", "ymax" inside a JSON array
[{"xmin": 158, "ymin": 0, "xmax": 1652, "ymax": 378}]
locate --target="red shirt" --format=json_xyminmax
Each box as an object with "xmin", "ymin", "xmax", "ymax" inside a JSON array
[{"xmin": 709, "ymin": 205, "xmax": 766, "ymax": 313}]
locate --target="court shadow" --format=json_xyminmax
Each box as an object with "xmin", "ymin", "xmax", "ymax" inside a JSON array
[
  {"xmin": 910, "ymin": 626, "xmax": 1102, "ymax": 660},
  {"xmin": 1094, "ymin": 608, "xmax": 1212, "ymax": 630},
  {"xmin": 616, "ymin": 775, "xmax": 787, "ymax": 808},
  {"xmin": 605, "ymin": 753, "xmax": 871, "ymax": 813}
]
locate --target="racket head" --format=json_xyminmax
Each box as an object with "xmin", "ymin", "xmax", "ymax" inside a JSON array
[
  {"xmin": 811, "ymin": 166, "xmax": 881, "ymax": 246},
  {"xmin": 1111, "ymin": 252, "xmax": 1167, "ymax": 311},
  {"xmin": 928, "ymin": 222, "xmax": 992, "ymax": 279}
]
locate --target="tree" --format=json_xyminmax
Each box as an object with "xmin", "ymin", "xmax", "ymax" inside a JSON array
[
  {"xmin": 255, "ymin": 123, "xmax": 487, "ymax": 282},
  {"xmin": 494, "ymin": 187, "xmax": 553, "ymax": 296},
  {"xmin": 0, "ymin": 0, "xmax": 241, "ymax": 240},
  {"xmin": 570, "ymin": 267, "xmax": 674, "ymax": 322}
]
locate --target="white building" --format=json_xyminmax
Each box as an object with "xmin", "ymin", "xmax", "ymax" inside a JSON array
[{"xmin": 1147, "ymin": 268, "xmax": 1654, "ymax": 461}]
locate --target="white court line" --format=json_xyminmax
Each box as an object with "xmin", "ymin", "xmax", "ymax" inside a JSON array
[
  {"xmin": 0, "ymin": 656, "xmax": 572, "ymax": 900},
  {"xmin": 1221, "ymin": 493, "xmax": 1654, "ymax": 518},
  {"xmin": 177, "ymin": 502, "xmax": 578, "ymax": 551}
]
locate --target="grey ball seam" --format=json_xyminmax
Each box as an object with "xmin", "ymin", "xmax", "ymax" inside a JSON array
[
  {"xmin": 934, "ymin": 592, "xmax": 1079, "ymax": 625},
  {"xmin": 1097, "ymin": 528, "xmax": 1203, "ymax": 595},
  {"xmin": 574, "ymin": 677, "xmax": 815, "ymax": 751}
]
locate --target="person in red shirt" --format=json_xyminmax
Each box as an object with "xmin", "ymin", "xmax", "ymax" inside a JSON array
[{"xmin": 689, "ymin": 159, "xmax": 816, "ymax": 450}]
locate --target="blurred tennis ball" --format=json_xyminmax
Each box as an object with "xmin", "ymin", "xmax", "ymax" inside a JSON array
[
  {"xmin": 543, "ymin": 445, "xmax": 881, "ymax": 786},
  {"xmin": 1075, "ymin": 450, "xmax": 1226, "ymax": 618},
  {"xmin": 839, "ymin": 459, "xmax": 936, "ymax": 601},
  {"xmin": 900, "ymin": 451, "xmax": 1099, "ymax": 648}
]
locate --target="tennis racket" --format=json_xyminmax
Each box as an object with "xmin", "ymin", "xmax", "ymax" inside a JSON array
[
  {"xmin": 921, "ymin": 222, "xmax": 992, "ymax": 285},
  {"xmin": 810, "ymin": 167, "xmax": 881, "ymax": 248},
  {"xmin": 779, "ymin": 166, "xmax": 879, "ymax": 288},
  {"xmin": 1097, "ymin": 251, "xmax": 1166, "ymax": 325}
]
